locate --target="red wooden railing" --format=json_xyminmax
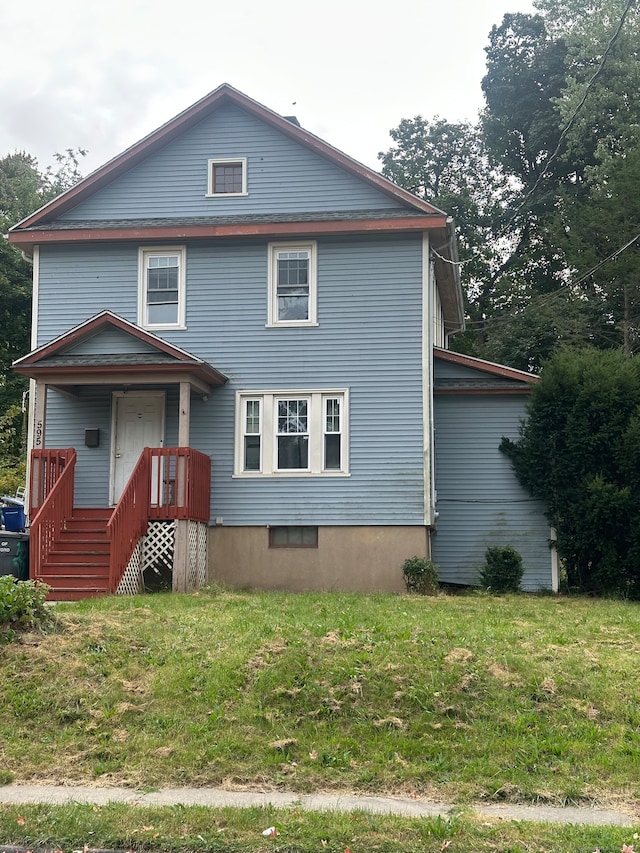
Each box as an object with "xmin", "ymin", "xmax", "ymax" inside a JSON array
[
  {"xmin": 107, "ymin": 447, "xmax": 211, "ymax": 593},
  {"xmin": 148, "ymin": 447, "xmax": 211, "ymax": 522},
  {"xmin": 107, "ymin": 448, "xmax": 151, "ymax": 593},
  {"xmin": 29, "ymin": 448, "xmax": 75, "ymax": 519},
  {"xmin": 26, "ymin": 446, "xmax": 211, "ymax": 595},
  {"xmin": 29, "ymin": 449, "xmax": 77, "ymax": 582}
]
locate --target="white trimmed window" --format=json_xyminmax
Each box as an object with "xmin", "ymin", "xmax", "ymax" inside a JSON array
[
  {"xmin": 235, "ymin": 390, "xmax": 349, "ymax": 476},
  {"xmin": 138, "ymin": 246, "xmax": 186, "ymax": 329},
  {"xmin": 267, "ymin": 241, "xmax": 318, "ymax": 327},
  {"xmin": 207, "ymin": 158, "xmax": 247, "ymax": 196}
]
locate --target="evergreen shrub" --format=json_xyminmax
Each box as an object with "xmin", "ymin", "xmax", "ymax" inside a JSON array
[{"xmin": 480, "ymin": 545, "xmax": 523, "ymax": 592}]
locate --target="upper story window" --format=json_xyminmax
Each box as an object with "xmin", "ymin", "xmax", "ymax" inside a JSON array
[
  {"xmin": 138, "ymin": 246, "xmax": 186, "ymax": 329},
  {"xmin": 207, "ymin": 158, "xmax": 247, "ymax": 196},
  {"xmin": 267, "ymin": 241, "xmax": 318, "ymax": 327},
  {"xmin": 235, "ymin": 389, "xmax": 349, "ymax": 477}
]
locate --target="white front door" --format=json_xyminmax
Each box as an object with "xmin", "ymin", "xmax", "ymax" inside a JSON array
[{"xmin": 111, "ymin": 392, "xmax": 165, "ymax": 504}]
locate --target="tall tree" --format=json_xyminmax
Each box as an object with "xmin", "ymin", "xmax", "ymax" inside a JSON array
[
  {"xmin": 0, "ymin": 149, "xmax": 85, "ymax": 463},
  {"xmin": 379, "ymin": 118, "xmax": 514, "ymax": 324},
  {"xmin": 381, "ymin": 1, "xmax": 640, "ymax": 369},
  {"xmin": 541, "ymin": 0, "xmax": 640, "ymax": 354}
]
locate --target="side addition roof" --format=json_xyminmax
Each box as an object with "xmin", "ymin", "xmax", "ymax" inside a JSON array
[{"xmin": 433, "ymin": 348, "xmax": 538, "ymax": 394}]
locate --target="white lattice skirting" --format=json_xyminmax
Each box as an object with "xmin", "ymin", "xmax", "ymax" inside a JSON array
[
  {"xmin": 187, "ymin": 520, "xmax": 208, "ymax": 590},
  {"xmin": 117, "ymin": 520, "xmax": 208, "ymax": 595},
  {"xmin": 117, "ymin": 539, "xmax": 144, "ymax": 595}
]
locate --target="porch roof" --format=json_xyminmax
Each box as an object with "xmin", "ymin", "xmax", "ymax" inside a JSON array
[{"xmin": 13, "ymin": 311, "xmax": 228, "ymax": 396}]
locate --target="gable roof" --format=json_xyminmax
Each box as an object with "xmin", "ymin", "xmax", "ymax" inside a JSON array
[
  {"xmin": 10, "ymin": 83, "xmax": 446, "ymax": 231},
  {"xmin": 13, "ymin": 311, "xmax": 228, "ymax": 394},
  {"xmin": 8, "ymin": 83, "xmax": 464, "ymax": 335}
]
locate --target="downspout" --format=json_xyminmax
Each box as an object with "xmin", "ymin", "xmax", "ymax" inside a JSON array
[
  {"xmin": 25, "ymin": 248, "xmax": 39, "ymax": 516},
  {"xmin": 422, "ymin": 233, "xmax": 437, "ymax": 537}
]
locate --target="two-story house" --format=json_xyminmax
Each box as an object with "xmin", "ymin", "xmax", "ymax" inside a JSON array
[{"xmin": 8, "ymin": 84, "xmax": 555, "ymax": 599}]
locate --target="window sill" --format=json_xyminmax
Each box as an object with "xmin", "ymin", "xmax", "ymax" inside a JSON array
[
  {"xmin": 265, "ymin": 322, "xmax": 320, "ymax": 329},
  {"xmin": 232, "ymin": 471, "xmax": 350, "ymax": 479},
  {"xmin": 205, "ymin": 192, "xmax": 249, "ymax": 198},
  {"xmin": 141, "ymin": 323, "xmax": 187, "ymax": 331}
]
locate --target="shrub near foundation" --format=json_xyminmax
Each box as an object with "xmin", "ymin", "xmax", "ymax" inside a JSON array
[
  {"xmin": 479, "ymin": 545, "xmax": 523, "ymax": 592},
  {"xmin": 401, "ymin": 556, "xmax": 439, "ymax": 594},
  {"xmin": 0, "ymin": 577, "xmax": 52, "ymax": 642}
]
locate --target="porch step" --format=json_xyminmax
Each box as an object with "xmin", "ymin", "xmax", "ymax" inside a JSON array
[
  {"xmin": 38, "ymin": 508, "xmax": 113, "ymax": 601},
  {"xmin": 43, "ymin": 585, "xmax": 111, "ymax": 602}
]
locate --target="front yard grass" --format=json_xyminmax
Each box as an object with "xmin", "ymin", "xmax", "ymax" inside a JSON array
[
  {"xmin": 0, "ymin": 801, "xmax": 637, "ymax": 853},
  {"xmin": 1, "ymin": 587, "xmax": 639, "ymax": 813}
]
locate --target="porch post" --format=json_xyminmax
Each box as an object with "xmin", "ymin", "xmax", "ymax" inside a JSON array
[
  {"xmin": 33, "ymin": 381, "xmax": 48, "ymax": 451},
  {"xmin": 178, "ymin": 381, "xmax": 190, "ymax": 446},
  {"xmin": 173, "ymin": 381, "xmax": 191, "ymax": 592},
  {"xmin": 28, "ymin": 381, "xmax": 49, "ymax": 516},
  {"xmin": 173, "ymin": 518, "xmax": 189, "ymax": 593}
]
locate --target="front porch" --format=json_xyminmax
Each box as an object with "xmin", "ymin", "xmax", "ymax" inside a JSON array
[
  {"xmin": 12, "ymin": 311, "xmax": 228, "ymax": 600},
  {"xmin": 29, "ymin": 446, "xmax": 211, "ymax": 600}
]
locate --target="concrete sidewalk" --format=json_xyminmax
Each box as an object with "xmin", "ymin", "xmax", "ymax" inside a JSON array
[{"xmin": 0, "ymin": 785, "xmax": 635, "ymax": 826}]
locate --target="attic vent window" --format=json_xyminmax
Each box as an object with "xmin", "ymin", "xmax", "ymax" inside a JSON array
[{"xmin": 207, "ymin": 158, "xmax": 247, "ymax": 196}]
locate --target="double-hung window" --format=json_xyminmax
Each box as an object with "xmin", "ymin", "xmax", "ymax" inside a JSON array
[
  {"xmin": 267, "ymin": 241, "xmax": 317, "ymax": 327},
  {"xmin": 236, "ymin": 389, "xmax": 348, "ymax": 476},
  {"xmin": 138, "ymin": 246, "xmax": 186, "ymax": 329}
]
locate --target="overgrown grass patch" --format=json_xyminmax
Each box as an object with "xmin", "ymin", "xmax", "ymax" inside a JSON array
[
  {"xmin": 0, "ymin": 802, "xmax": 638, "ymax": 853},
  {"xmin": 1, "ymin": 589, "xmax": 640, "ymax": 811}
]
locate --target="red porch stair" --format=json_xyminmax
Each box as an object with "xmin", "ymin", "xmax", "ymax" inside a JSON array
[
  {"xmin": 38, "ymin": 508, "xmax": 112, "ymax": 601},
  {"xmin": 29, "ymin": 446, "xmax": 212, "ymax": 601}
]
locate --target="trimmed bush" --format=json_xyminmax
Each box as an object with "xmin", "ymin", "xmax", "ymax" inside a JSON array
[
  {"xmin": 480, "ymin": 545, "xmax": 523, "ymax": 593},
  {"xmin": 402, "ymin": 556, "xmax": 439, "ymax": 595}
]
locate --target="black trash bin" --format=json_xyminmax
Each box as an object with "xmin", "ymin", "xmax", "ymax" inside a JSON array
[{"xmin": 0, "ymin": 531, "xmax": 30, "ymax": 580}]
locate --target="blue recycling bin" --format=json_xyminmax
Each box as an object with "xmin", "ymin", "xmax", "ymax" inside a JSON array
[{"xmin": 2, "ymin": 506, "xmax": 26, "ymax": 532}]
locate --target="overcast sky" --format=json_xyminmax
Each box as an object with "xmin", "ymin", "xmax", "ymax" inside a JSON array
[{"xmin": 1, "ymin": 0, "xmax": 535, "ymax": 177}]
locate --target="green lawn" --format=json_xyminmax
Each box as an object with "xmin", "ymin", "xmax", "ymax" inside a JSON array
[
  {"xmin": 1, "ymin": 587, "xmax": 639, "ymax": 810},
  {"xmin": 0, "ymin": 801, "xmax": 637, "ymax": 853},
  {"xmin": 2, "ymin": 587, "xmax": 640, "ymax": 852}
]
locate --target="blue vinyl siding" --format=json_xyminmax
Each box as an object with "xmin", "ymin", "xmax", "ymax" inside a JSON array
[
  {"xmin": 38, "ymin": 234, "xmax": 428, "ymax": 525},
  {"xmin": 59, "ymin": 104, "xmax": 404, "ymax": 221},
  {"xmin": 45, "ymin": 389, "xmax": 113, "ymax": 507},
  {"xmin": 67, "ymin": 327, "xmax": 159, "ymax": 356},
  {"xmin": 432, "ymin": 390, "xmax": 553, "ymax": 591},
  {"xmin": 37, "ymin": 244, "xmax": 139, "ymax": 345}
]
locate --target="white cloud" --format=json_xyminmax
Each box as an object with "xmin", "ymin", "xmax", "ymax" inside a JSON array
[{"xmin": 0, "ymin": 0, "xmax": 534, "ymax": 174}]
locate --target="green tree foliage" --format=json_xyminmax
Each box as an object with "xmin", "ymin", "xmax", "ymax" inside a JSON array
[
  {"xmin": 0, "ymin": 149, "xmax": 85, "ymax": 466},
  {"xmin": 379, "ymin": 117, "xmax": 528, "ymax": 360},
  {"xmin": 380, "ymin": 0, "xmax": 640, "ymax": 370},
  {"xmin": 501, "ymin": 348, "xmax": 640, "ymax": 596}
]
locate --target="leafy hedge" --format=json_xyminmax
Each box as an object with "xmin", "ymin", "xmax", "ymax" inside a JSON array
[{"xmin": 501, "ymin": 348, "xmax": 640, "ymax": 597}]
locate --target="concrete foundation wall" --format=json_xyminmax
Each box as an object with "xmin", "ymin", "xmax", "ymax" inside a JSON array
[{"xmin": 208, "ymin": 526, "xmax": 430, "ymax": 593}]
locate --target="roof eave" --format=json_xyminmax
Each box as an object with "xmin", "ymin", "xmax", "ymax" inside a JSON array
[
  {"xmin": 431, "ymin": 219, "xmax": 464, "ymax": 335},
  {"xmin": 8, "ymin": 213, "xmax": 449, "ymax": 254},
  {"xmin": 12, "ymin": 361, "xmax": 227, "ymax": 390}
]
